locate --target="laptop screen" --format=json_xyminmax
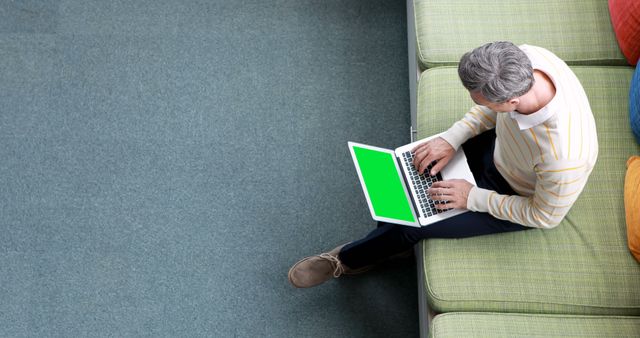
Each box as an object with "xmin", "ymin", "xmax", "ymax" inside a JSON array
[{"xmin": 352, "ymin": 146, "xmax": 415, "ymax": 223}]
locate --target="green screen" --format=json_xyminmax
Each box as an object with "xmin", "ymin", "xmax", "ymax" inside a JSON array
[{"xmin": 353, "ymin": 146, "xmax": 415, "ymax": 222}]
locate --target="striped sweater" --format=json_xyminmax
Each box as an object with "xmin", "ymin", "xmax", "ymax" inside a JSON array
[{"xmin": 441, "ymin": 45, "xmax": 598, "ymax": 229}]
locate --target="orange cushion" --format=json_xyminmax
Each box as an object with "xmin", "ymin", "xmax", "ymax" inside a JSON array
[
  {"xmin": 609, "ymin": 0, "xmax": 640, "ymax": 65},
  {"xmin": 626, "ymin": 156, "xmax": 640, "ymax": 262}
]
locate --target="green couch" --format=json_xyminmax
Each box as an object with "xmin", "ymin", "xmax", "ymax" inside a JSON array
[{"xmin": 407, "ymin": 0, "xmax": 640, "ymax": 336}]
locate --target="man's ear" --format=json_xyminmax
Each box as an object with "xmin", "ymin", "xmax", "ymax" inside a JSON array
[{"xmin": 508, "ymin": 98, "xmax": 520, "ymax": 106}]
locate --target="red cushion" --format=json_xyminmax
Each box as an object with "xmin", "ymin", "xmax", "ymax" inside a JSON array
[{"xmin": 609, "ymin": 0, "xmax": 640, "ymax": 65}]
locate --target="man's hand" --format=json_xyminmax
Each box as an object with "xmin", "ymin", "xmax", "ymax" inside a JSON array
[
  {"xmin": 411, "ymin": 137, "xmax": 455, "ymax": 175},
  {"xmin": 428, "ymin": 179, "xmax": 474, "ymax": 210}
]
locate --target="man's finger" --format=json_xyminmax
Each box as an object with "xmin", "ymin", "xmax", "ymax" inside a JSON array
[
  {"xmin": 418, "ymin": 156, "xmax": 438, "ymax": 174},
  {"xmin": 411, "ymin": 141, "xmax": 430, "ymax": 153},
  {"xmin": 430, "ymin": 181, "xmax": 443, "ymax": 189},
  {"xmin": 434, "ymin": 201, "xmax": 452, "ymax": 209},
  {"xmin": 427, "ymin": 183, "xmax": 444, "ymax": 195},
  {"xmin": 421, "ymin": 153, "xmax": 443, "ymax": 174},
  {"xmin": 428, "ymin": 187, "xmax": 451, "ymax": 196},
  {"xmin": 430, "ymin": 193, "xmax": 453, "ymax": 201},
  {"xmin": 412, "ymin": 148, "xmax": 428, "ymax": 168},
  {"xmin": 430, "ymin": 181, "xmax": 451, "ymax": 189},
  {"xmin": 429, "ymin": 158, "xmax": 449, "ymax": 176}
]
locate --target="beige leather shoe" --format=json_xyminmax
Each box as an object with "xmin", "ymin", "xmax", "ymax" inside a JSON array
[{"xmin": 288, "ymin": 244, "xmax": 373, "ymax": 288}]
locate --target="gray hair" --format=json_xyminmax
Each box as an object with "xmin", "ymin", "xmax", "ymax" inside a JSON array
[{"xmin": 458, "ymin": 41, "xmax": 534, "ymax": 103}]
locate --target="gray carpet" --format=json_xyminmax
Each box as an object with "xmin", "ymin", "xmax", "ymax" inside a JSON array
[{"xmin": 0, "ymin": 1, "xmax": 416, "ymax": 336}]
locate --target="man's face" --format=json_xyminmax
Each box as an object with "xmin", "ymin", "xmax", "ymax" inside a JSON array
[{"xmin": 469, "ymin": 91, "xmax": 518, "ymax": 113}]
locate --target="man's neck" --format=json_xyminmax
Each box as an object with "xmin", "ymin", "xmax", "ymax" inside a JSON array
[{"xmin": 515, "ymin": 70, "xmax": 556, "ymax": 115}]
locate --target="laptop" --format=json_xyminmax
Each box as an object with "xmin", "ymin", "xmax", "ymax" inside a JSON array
[{"xmin": 348, "ymin": 133, "xmax": 476, "ymax": 227}]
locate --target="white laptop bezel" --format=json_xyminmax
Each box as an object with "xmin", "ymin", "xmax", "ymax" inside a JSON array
[{"xmin": 348, "ymin": 142, "xmax": 420, "ymax": 227}]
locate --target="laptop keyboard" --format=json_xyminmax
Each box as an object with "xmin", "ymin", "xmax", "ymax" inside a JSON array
[{"xmin": 401, "ymin": 151, "xmax": 451, "ymax": 217}]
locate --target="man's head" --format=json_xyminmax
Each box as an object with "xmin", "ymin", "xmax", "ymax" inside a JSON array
[{"xmin": 458, "ymin": 41, "xmax": 534, "ymax": 112}]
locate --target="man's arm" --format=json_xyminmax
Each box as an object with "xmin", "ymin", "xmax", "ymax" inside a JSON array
[
  {"xmin": 413, "ymin": 105, "xmax": 497, "ymax": 175},
  {"xmin": 440, "ymin": 105, "xmax": 497, "ymax": 151},
  {"xmin": 467, "ymin": 159, "xmax": 591, "ymax": 228}
]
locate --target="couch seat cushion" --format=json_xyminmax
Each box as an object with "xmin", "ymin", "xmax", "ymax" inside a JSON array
[
  {"xmin": 414, "ymin": 0, "xmax": 627, "ymax": 68},
  {"xmin": 418, "ymin": 66, "xmax": 640, "ymax": 315},
  {"xmin": 429, "ymin": 313, "xmax": 640, "ymax": 338}
]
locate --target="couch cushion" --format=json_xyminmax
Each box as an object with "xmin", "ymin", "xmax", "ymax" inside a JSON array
[
  {"xmin": 418, "ymin": 66, "xmax": 640, "ymax": 315},
  {"xmin": 414, "ymin": 0, "xmax": 627, "ymax": 69},
  {"xmin": 429, "ymin": 313, "xmax": 640, "ymax": 338}
]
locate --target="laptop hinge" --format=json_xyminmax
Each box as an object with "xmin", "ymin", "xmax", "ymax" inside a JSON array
[{"xmin": 396, "ymin": 153, "xmax": 422, "ymax": 222}]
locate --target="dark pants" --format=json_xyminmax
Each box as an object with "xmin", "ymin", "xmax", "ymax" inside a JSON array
[{"xmin": 338, "ymin": 130, "xmax": 529, "ymax": 269}]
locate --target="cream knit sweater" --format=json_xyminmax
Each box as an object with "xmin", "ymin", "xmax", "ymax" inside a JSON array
[{"xmin": 440, "ymin": 45, "xmax": 598, "ymax": 228}]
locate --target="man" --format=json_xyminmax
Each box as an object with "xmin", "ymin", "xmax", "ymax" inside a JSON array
[{"xmin": 288, "ymin": 41, "xmax": 598, "ymax": 288}]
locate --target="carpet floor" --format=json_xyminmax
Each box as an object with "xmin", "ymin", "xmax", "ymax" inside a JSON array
[{"xmin": 0, "ymin": 1, "xmax": 416, "ymax": 336}]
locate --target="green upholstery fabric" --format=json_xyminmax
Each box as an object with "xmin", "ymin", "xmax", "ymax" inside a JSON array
[
  {"xmin": 429, "ymin": 313, "xmax": 640, "ymax": 337},
  {"xmin": 414, "ymin": 0, "xmax": 627, "ymax": 69},
  {"xmin": 417, "ymin": 66, "xmax": 640, "ymax": 315}
]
